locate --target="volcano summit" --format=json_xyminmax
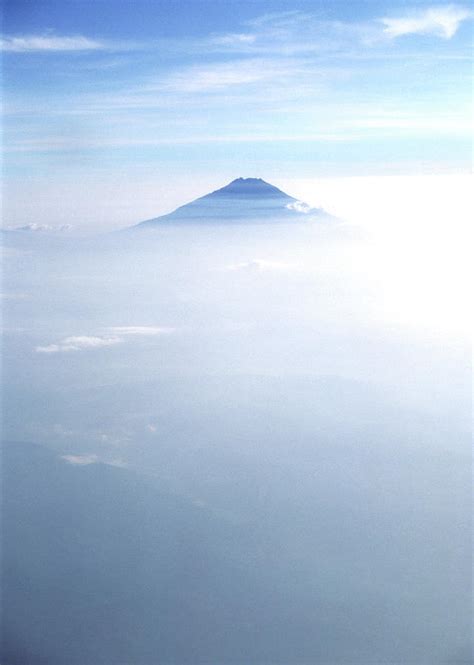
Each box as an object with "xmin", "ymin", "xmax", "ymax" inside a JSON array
[{"xmin": 134, "ymin": 178, "xmax": 332, "ymax": 228}]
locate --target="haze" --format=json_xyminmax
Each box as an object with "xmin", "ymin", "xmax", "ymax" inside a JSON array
[{"xmin": 2, "ymin": 194, "xmax": 471, "ymax": 662}]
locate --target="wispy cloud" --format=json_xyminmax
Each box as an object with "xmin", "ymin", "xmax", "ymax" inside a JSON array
[
  {"xmin": 36, "ymin": 335, "xmax": 122, "ymax": 353},
  {"xmin": 60, "ymin": 453, "xmax": 127, "ymax": 468},
  {"xmin": 9, "ymin": 223, "xmax": 72, "ymax": 232},
  {"xmin": 381, "ymin": 5, "xmax": 472, "ymax": 39},
  {"xmin": 211, "ymin": 33, "xmax": 257, "ymax": 47},
  {"xmin": 246, "ymin": 10, "xmax": 304, "ymax": 28},
  {"xmin": 0, "ymin": 34, "xmax": 108, "ymax": 53},
  {"xmin": 207, "ymin": 6, "xmax": 472, "ymax": 55},
  {"xmin": 208, "ymin": 12, "xmax": 374, "ymax": 56},
  {"xmin": 5, "ymin": 132, "xmax": 353, "ymax": 153},
  {"xmin": 61, "ymin": 454, "xmax": 99, "ymax": 465},
  {"xmin": 2, "ymin": 55, "xmax": 335, "ymax": 122},
  {"xmin": 161, "ymin": 58, "xmax": 308, "ymax": 93},
  {"xmin": 36, "ymin": 327, "xmax": 174, "ymax": 353}
]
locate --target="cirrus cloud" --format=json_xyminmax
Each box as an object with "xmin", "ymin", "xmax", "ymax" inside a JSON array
[
  {"xmin": 0, "ymin": 34, "xmax": 107, "ymax": 53},
  {"xmin": 381, "ymin": 5, "xmax": 472, "ymax": 39}
]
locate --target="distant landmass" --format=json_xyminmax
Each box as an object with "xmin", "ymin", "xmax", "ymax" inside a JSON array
[{"xmin": 134, "ymin": 177, "xmax": 333, "ymax": 228}]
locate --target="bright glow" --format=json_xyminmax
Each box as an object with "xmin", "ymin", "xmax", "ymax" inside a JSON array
[{"xmin": 280, "ymin": 174, "xmax": 473, "ymax": 335}]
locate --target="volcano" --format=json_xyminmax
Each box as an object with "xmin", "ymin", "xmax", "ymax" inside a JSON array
[{"xmin": 134, "ymin": 178, "xmax": 332, "ymax": 228}]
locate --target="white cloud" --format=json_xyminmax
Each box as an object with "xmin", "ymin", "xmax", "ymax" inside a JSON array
[
  {"xmin": 381, "ymin": 5, "xmax": 472, "ymax": 39},
  {"xmin": 1, "ymin": 34, "xmax": 107, "ymax": 53},
  {"xmin": 205, "ymin": 7, "xmax": 472, "ymax": 55},
  {"xmin": 164, "ymin": 61, "xmax": 267, "ymax": 92},
  {"xmin": 211, "ymin": 33, "xmax": 257, "ymax": 47},
  {"xmin": 105, "ymin": 326, "xmax": 175, "ymax": 336},
  {"xmin": 206, "ymin": 11, "xmax": 379, "ymax": 55},
  {"xmin": 35, "ymin": 327, "xmax": 173, "ymax": 354},
  {"xmin": 60, "ymin": 453, "xmax": 128, "ymax": 468},
  {"xmin": 9, "ymin": 223, "xmax": 72, "ymax": 232},
  {"xmin": 36, "ymin": 335, "xmax": 122, "ymax": 353},
  {"xmin": 61, "ymin": 454, "xmax": 98, "ymax": 465},
  {"xmin": 161, "ymin": 58, "xmax": 306, "ymax": 93},
  {"xmin": 286, "ymin": 200, "xmax": 311, "ymax": 213},
  {"xmin": 247, "ymin": 10, "xmax": 304, "ymax": 28}
]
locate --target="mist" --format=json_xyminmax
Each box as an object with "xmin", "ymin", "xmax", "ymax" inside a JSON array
[{"xmin": 1, "ymin": 216, "xmax": 471, "ymax": 664}]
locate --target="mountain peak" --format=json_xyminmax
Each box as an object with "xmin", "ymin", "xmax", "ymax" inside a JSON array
[
  {"xmin": 205, "ymin": 178, "xmax": 293, "ymax": 200},
  {"xmin": 134, "ymin": 177, "xmax": 333, "ymax": 228}
]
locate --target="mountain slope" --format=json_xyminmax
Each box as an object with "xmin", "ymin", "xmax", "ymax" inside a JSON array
[{"xmin": 134, "ymin": 177, "xmax": 332, "ymax": 228}]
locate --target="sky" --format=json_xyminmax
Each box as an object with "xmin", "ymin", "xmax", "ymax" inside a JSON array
[{"xmin": 1, "ymin": 0, "xmax": 473, "ymax": 229}]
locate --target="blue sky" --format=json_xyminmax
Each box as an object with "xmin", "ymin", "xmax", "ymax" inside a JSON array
[{"xmin": 2, "ymin": 0, "xmax": 473, "ymax": 228}]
